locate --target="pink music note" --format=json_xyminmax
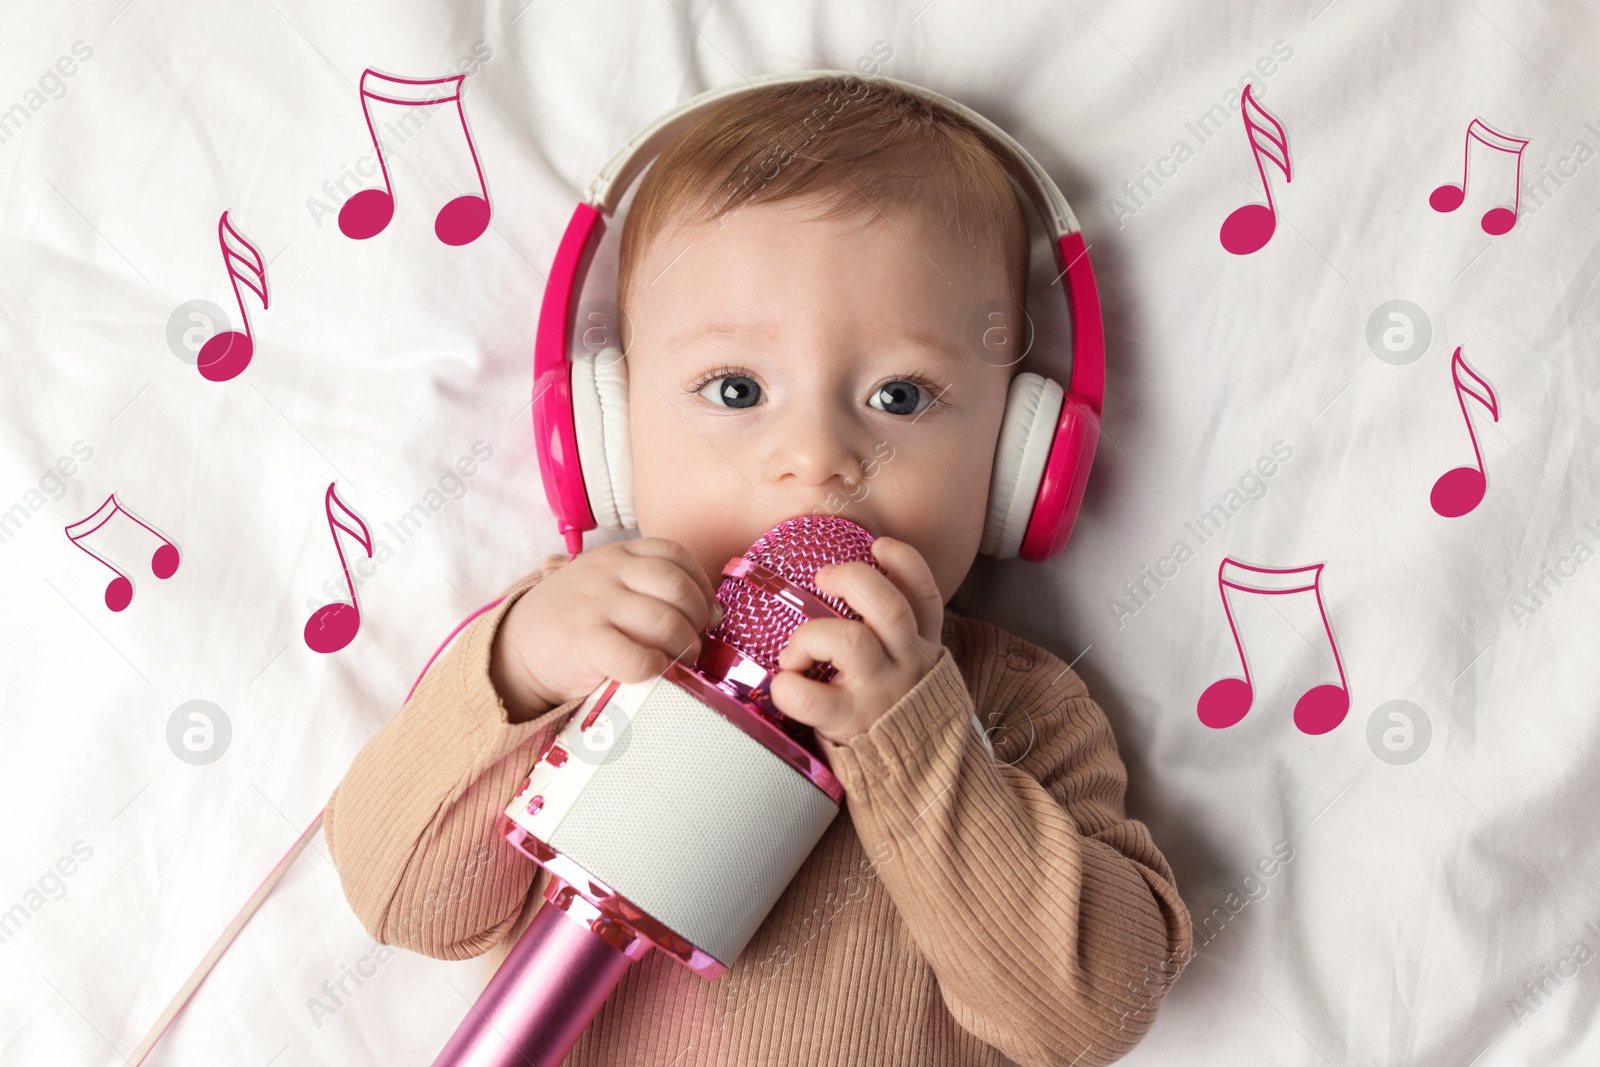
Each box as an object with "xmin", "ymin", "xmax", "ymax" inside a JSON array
[
  {"xmin": 1429, "ymin": 118, "xmax": 1529, "ymax": 236},
  {"xmin": 63, "ymin": 493, "xmax": 181, "ymax": 612},
  {"xmin": 338, "ymin": 69, "xmax": 492, "ymax": 246},
  {"xmin": 304, "ymin": 483, "xmax": 374, "ymax": 654},
  {"xmin": 1197, "ymin": 558, "xmax": 1350, "ymax": 735},
  {"xmin": 1431, "ymin": 346, "xmax": 1500, "ymax": 518},
  {"xmin": 197, "ymin": 211, "xmax": 268, "ymax": 383},
  {"xmin": 1219, "ymin": 84, "xmax": 1291, "ymax": 256}
]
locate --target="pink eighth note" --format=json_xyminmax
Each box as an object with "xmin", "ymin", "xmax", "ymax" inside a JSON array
[
  {"xmin": 1429, "ymin": 118, "xmax": 1529, "ymax": 237},
  {"xmin": 63, "ymin": 493, "xmax": 181, "ymax": 611},
  {"xmin": 339, "ymin": 69, "xmax": 492, "ymax": 246},
  {"xmin": 304, "ymin": 482, "xmax": 373, "ymax": 653},
  {"xmin": 1431, "ymin": 345, "xmax": 1500, "ymax": 518},
  {"xmin": 198, "ymin": 211, "xmax": 269, "ymax": 383},
  {"xmin": 1220, "ymin": 84, "xmax": 1291, "ymax": 256},
  {"xmin": 1196, "ymin": 558, "xmax": 1350, "ymax": 735}
]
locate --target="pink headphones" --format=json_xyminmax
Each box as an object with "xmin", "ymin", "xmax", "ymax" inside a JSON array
[{"xmin": 533, "ymin": 70, "xmax": 1105, "ymax": 563}]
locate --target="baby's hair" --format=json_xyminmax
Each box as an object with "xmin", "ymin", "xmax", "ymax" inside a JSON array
[{"xmin": 615, "ymin": 73, "xmax": 1030, "ymax": 327}]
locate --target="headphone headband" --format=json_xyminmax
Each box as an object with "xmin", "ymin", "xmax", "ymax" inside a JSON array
[{"xmin": 584, "ymin": 69, "xmax": 1082, "ymax": 239}]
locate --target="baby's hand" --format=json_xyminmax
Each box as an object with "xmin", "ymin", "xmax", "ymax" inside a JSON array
[
  {"xmin": 770, "ymin": 537, "xmax": 946, "ymax": 744},
  {"xmin": 490, "ymin": 539, "xmax": 723, "ymax": 722}
]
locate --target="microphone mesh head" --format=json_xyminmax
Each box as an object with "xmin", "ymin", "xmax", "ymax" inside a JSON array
[{"xmin": 707, "ymin": 515, "xmax": 883, "ymax": 682}]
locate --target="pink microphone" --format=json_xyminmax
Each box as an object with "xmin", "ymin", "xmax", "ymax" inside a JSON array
[{"xmin": 431, "ymin": 515, "xmax": 884, "ymax": 1067}]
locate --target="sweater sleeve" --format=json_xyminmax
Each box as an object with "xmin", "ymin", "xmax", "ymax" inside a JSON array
[
  {"xmin": 813, "ymin": 622, "xmax": 1193, "ymax": 1067},
  {"xmin": 323, "ymin": 555, "xmax": 591, "ymax": 960}
]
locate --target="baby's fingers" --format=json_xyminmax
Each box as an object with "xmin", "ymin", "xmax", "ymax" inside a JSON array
[
  {"xmin": 777, "ymin": 618, "xmax": 889, "ymax": 681},
  {"xmin": 623, "ymin": 538, "xmax": 721, "ymax": 619},
  {"xmin": 595, "ymin": 624, "xmax": 682, "ymax": 684},
  {"xmin": 620, "ymin": 551, "xmax": 722, "ymax": 632},
  {"xmin": 768, "ymin": 670, "xmax": 850, "ymax": 735},
  {"xmin": 609, "ymin": 593, "xmax": 705, "ymax": 668}
]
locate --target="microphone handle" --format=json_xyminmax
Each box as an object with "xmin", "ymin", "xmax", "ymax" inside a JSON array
[{"xmin": 431, "ymin": 878, "xmax": 651, "ymax": 1067}]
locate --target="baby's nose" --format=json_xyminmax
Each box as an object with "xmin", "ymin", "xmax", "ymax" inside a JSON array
[{"xmin": 767, "ymin": 411, "xmax": 867, "ymax": 488}]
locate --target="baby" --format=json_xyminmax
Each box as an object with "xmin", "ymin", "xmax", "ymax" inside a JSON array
[{"xmin": 325, "ymin": 74, "xmax": 1193, "ymax": 1066}]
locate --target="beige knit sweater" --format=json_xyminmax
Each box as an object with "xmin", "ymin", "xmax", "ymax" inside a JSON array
[{"xmin": 325, "ymin": 554, "xmax": 1193, "ymax": 1066}]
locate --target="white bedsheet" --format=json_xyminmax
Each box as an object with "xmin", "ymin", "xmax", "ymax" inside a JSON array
[{"xmin": 2, "ymin": 1, "xmax": 1597, "ymax": 1064}]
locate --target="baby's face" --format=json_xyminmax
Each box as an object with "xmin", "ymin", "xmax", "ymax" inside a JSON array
[{"xmin": 620, "ymin": 195, "xmax": 1017, "ymax": 603}]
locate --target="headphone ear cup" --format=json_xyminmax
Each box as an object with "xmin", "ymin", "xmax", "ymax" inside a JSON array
[
  {"xmin": 569, "ymin": 347, "xmax": 635, "ymax": 530},
  {"xmin": 981, "ymin": 371, "xmax": 1065, "ymax": 559}
]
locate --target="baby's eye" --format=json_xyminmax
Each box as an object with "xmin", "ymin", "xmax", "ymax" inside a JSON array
[
  {"xmin": 697, "ymin": 373, "xmax": 762, "ymax": 409},
  {"xmin": 869, "ymin": 379, "xmax": 935, "ymax": 417}
]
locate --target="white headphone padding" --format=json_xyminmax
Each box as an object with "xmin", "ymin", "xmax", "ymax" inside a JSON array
[
  {"xmin": 570, "ymin": 347, "xmax": 635, "ymax": 530},
  {"xmin": 981, "ymin": 372, "xmax": 1064, "ymax": 559}
]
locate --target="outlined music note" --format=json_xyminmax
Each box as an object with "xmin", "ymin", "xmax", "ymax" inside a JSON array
[
  {"xmin": 1429, "ymin": 118, "xmax": 1529, "ymax": 236},
  {"xmin": 63, "ymin": 493, "xmax": 180, "ymax": 612},
  {"xmin": 1196, "ymin": 558, "xmax": 1350, "ymax": 735},
  {"xmin": 1431, "ymin": 346, "xmax": 1500, "ymax": 518},
  {"xmin": 1220, "ymin": 84, "xmax": 1291, "ymax": 256},
  {"xmin": 303, "ymin": 483, "xmax": 374, "ymax": 654},
  {"xmin": 198, "ymin": 211, "xmax": 268, "ymax": 383},
  {"xmin": 338, "ymin": 69, "xmax": 492, "ymax": 246}
]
